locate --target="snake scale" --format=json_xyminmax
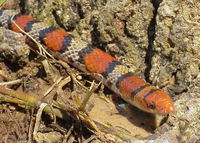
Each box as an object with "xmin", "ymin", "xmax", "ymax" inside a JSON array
[{"xmin": 0, "ymin": 7, "xmax": 174, "ymax": 115}]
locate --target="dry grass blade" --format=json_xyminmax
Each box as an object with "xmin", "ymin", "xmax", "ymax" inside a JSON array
[
  {"xmin": 41, "ymin": 59, "xmax": 57, "ymax": 83},
  {"xmin": 0, "ymin": 85, "xmax": 38, "ymax": 106},
  {"xmin": 33, "ymin": 103, "xmax": 48, "ymax": 136},
  {"xmin": 10, "ymin": 15, "xmax": 54, "ymax": 59},
  {"xmin": 43, "ymin": 77, "xmax": 62, "ymax": 97},
  {"xmin": 0, "ymin": 93, "xmax": 26, "ymax": 105},
  {"xmin": 82, "ymin": 135, "xmax": 97, "ymax": 143},
  {"xmin": 93, "ymin": 120, "xmax": 136, "ymax": 141},
  {"xmin": 57, "ymin": 76, "xmax": 71, "ymax": 91},
  {"xmin": 79, "ymin": 81, "xmax": 95, "ymax": 111},
  {"xmin": 79, "ymin": 80, "xmax": 101, "ymax": 111},
  {"xmin": 0, "ymin": 79, "xmax": 22, "ymax": 86},
  {"xmin": 0, "ymin": 85, "xmax": 65, "ymax": 119}
]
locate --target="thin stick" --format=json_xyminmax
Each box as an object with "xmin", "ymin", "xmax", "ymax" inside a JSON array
[
  {"xmin": 0, "ymin": 79, "xmax": 22, "ymax": 86},
  {"xmin": 62, "ymin": 125, "xmax": 74, "ymax": 143},
  {"xmin": 43, "ymin": 77, "xmax": 62, "ymax": 97}
]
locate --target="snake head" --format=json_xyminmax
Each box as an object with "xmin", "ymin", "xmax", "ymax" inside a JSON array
[{"xmin": 138, "ymin": 90, "xmax": 174, "ymax": 115}]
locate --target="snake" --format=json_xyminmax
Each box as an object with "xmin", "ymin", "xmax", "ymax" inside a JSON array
[{"xmin": 0, "ymin": 7, "xmax": 174, "ymax": 115}]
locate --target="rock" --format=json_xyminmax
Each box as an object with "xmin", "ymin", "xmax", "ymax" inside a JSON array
[
  {"xmin": 148, "ymin": 0, "xmax": 200, "ymax": 142},
  {"xmin": 34, "ymin": 131, "xmax": 63, "ymax": 143},
  {"xmin": 0, "ymin": 27, "xmax": 30, "ymax": 66},
  {"xmin": 150, "ymin": 0, "xmax": 200, "ymax": 93}
]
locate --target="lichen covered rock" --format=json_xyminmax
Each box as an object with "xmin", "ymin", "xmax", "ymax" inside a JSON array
[
  {"xmin": 0, "ymin": 27, "xmax": 30, "ymax": 66},
  {"xmin": 151, "ymin": 0, "xmax": 200, "ymax": 94},
  {"xmin": 149, "ymin": 0, "xmax": 200, "ymax": 142}
]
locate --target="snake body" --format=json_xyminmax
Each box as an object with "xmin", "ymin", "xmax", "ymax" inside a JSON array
[{"xmin": 0, "ymin": 7, "xmax": 174, "ymax": 115}]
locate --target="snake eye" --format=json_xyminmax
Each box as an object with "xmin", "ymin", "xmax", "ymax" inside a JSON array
[{"xmin": 149, "ymin": 101, "xmax": 156, "ymax": 109}]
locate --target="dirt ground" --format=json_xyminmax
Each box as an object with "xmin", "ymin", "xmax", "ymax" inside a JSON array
[{"xmin": 0, "ymin": 43, "xmax": 157, "ymax": 142}]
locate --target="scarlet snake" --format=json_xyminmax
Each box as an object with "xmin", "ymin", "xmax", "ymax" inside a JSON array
[{"xmin": 0, "ymin": 7, "xmax": 174, "ymax": 115}]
